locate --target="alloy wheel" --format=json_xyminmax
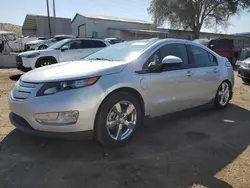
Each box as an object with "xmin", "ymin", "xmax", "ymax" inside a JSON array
[
  {"xmin": 218, "ymin": 82, "xmax": 230, "ymax": 106},
  {"xmin": 106, "ymin": 101, "xmax": 137, "ymax": 141}
]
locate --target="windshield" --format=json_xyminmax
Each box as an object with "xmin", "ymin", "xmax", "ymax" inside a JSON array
[
  {"xmin": 48, "ymin": 39, "xmax": 71, "ymax": 49},
  {"xmin": 84, "ymin": 39, "xmax": 159, "ymax": 61}
]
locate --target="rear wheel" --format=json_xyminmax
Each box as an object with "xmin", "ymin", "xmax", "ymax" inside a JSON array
[
  {"xmin": 95, "ymin": 92, "xmax": 142, "ymax": 147},
  {"xmin": 38, "ymin": 45, "xmax": 48, "ymax": 50},
  {"xmin": 214, "ymin": 81, "xmax": 231, "ymax": 109}
]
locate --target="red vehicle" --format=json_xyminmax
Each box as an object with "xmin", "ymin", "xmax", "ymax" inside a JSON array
[{"xmin": 195, "ymin": 39, "xmax": 240, "ymax": 65}]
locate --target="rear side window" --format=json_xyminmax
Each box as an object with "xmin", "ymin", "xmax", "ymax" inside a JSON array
[
  {"xmin": 188, "ymin": 45, "xmax": 211, "ymax": 67},
  {"xmin": 82, "ymin": 40, "xmax": 106, "ymax": 48},
  {"xmin": 160, "ymin": 44, "xmax": 188, "ymax": 65}
]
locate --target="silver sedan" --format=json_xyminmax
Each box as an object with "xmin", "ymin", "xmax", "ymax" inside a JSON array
[{"xmin": 9, "ymin": 39, "xmax": 234, "ymax": 146}]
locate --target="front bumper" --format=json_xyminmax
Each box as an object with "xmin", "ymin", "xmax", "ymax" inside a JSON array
[
  {"xmin": 10, "ymin": 112, "xmax": 93, "ymax": 139},
  {"xmin": 9, "ymin": 81, "xmax": 105, "ymax": 135},
  {"xmin": 238, "ymin": 67, "xmax": 250, "ymax": 79},
  {"xmin": 16, "ymin": 56, "xmax": 32, "ymax": 72}
]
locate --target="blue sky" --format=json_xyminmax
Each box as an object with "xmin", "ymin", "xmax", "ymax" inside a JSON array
[{"xmin": 1, "ymin": 0, "xmax": 250, "ymax": 34}]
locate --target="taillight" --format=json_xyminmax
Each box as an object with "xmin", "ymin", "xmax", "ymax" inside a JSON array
[{"xmin": 225, "ymin": 61, "xmax": 232, "ymax": 67}]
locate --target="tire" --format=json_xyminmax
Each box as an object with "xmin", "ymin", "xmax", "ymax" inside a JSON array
[
  {"xmin": 38, "ymin": 45, "xmax": 48, "ymax": 50},
  {"xmin": 242, "ymin": 78, "xmax": 250, "ymax": 83},
  {"xmin": 95, "ymin": 92, "xmax": 142, "ymax": 147},
  {"xmin": 19, "ymin": 66, "xmax": 31, "ymax": 72},
  {"xmin": 214, "ymin": 81, "xmax": 232, "ymax": 109},
  {"xmin": 229, "ymin": 57, "xmax": 237, "ymax": 66},
  {"xmin": 36, "ymin": 58, "xmax": 56, "ymax": 68}
]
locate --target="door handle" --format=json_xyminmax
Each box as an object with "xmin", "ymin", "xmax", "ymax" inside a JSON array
[
  {"xmin": 186, "ymin": 71, "xmax": 192, "ymax": 77},
  {"xmin": 213, "ymin": 68, "xmax": 219, "ymax": 73}
]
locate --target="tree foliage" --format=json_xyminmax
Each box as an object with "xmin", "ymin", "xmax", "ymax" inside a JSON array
[{"xmin": 148, "ymin": 0, "xmax": 250, "ymax": 39}]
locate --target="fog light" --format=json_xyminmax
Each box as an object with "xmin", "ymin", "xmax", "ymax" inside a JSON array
[{"xmin": 34, "ymin": 111, "xmax": 79, "ymax": 125}]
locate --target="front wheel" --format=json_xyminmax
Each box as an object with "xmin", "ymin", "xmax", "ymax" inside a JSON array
[
  {"xmin": 214, "ymin": 81, "xmax": 232, "ymax": 109},
  {"xmin": 95, "ymin": 92, "xmax": 142, "ymax": 147},
  {"xmin": 36, "ymin": 58, "xmax": 56, "ymax": 68}
]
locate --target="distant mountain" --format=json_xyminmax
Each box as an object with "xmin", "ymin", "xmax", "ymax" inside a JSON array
[{"xmin": 0, "ymin": 23, "xmax": 22, "ymax": 34}]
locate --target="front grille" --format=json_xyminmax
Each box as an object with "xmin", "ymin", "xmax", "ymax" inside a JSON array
[
  {"xmin": 16, "ymin": 55, "xmax": 22, "ymax": 63},
  {"xmin": 12, "ymin": 80, "xmax": 38, "ymax": 101}
]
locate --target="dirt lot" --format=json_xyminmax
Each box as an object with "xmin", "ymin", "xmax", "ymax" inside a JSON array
[{"xmin": 0, "ymin": 69, "xmax": 250, "ymax": 188}]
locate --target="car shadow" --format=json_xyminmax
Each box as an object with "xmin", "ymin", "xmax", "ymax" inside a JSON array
[
  {"xmin": 9, "ymin": 74, "xmax": 22, "ymax": 81},
  {"xmin": 0, "ymin": 104, "xmax": 249, "ymax": 188}
]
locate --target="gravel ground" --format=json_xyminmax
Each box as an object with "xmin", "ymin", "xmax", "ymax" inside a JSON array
[{"xmin": 0, "ymin": 68, "xmax": 250, "ymax": 188}]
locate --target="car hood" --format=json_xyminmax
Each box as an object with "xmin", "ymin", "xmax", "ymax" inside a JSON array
[
  {"xmin": 19, "ymin": 49, "xmax": 55, "ymax": 56},
  {"xmin": 20, "ymin": 60, "xmax": 129, "ymax": 83},
  {"xmin": 26, "ymin": 40, "xmax": 44, "ymax": 45}
]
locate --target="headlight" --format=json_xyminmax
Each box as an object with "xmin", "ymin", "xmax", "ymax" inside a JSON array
[
  {"xmin": 240, "ymin": 61, "xmax": 249, "ymax": 69},
  {"xmin": 23, "ymin": 52, "xmax": 40, "ymax": 58},
  {"xmin": 36, "ymin": 77, "xmax": 99, "ymax": 96}
]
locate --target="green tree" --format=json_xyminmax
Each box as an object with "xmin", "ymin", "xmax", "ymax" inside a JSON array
[{"xmin": 148, "ymin": 0, "xmax": 250, "ymax": 39}]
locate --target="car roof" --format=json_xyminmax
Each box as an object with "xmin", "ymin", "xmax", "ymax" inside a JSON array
[{"xmin": 69, "ymin": 38, "xmax": 107, "ymax": 42}]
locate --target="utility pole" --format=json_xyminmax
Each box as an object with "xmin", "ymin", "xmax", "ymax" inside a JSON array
[
  {"xmin": 46, "ymin": 0, "xmax": 52, "ymax": 36},
  {"xmin": 52, "ymin": 0, "xmax": 56, "ymax": 17}
]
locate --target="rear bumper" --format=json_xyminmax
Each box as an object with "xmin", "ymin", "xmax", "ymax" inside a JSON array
[
  {"xmin": 9, "ymin": 112, "xmax": 93, "ymax": 139},
  {"xmin": 238, "ymin": 67, "xmax": 250, "ymax": 79}
]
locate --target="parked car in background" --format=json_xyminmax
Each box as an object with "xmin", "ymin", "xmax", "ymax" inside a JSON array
[
  {"xmin": 0, "ymin": 31, "xmax": 39, "ymax": 53},
  {"xmin": 238, "ymin": 57, "xmax": 250, "ymax": 83},
  {"xmin": 194, "ymin": 38, "xmax": 241, "ymax": 65},
  {"xmin": 16, "ymin": 38, "xmax": 110, "ymax": 71},
  {"xmin": 24, "ymin": 35, "xmax": 75, "ymax": 51},
  {"xmin": 10, "ymin": 39, "xmax": 234, "ymax": 146},
  {"xmin": 104, "ymin": 38, "xmax": 124, "ymax": 44}
]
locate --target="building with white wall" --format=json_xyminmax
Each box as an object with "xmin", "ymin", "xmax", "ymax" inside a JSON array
[{"xmin": 71, "ymin": 13, "xmax": 154, "ymax": 39}]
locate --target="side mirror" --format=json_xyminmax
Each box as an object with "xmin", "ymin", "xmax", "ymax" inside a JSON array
[
  {"xmin": 61, "ymin": 46, "xmax": 69, "ymax": 52},
  {"xmin": 161, "ymin": 55, "xmax": 183, "ymax": 66}
]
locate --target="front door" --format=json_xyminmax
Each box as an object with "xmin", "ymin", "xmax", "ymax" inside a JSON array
[
  {"xmin": 145, "ymin": 44, "xmax": 199, "ymax": 117},
  {"xmin": 58, "ymin": 40, "xmax": 83, "ymax": 62}
]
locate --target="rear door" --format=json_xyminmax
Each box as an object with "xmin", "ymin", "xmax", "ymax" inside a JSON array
[{"xmin": 187, "ymin": 45, "xmax": 221, "ymax": 103}]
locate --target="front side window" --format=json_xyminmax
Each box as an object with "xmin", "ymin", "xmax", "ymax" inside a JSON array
[
  {"xmin": 189, "ymin": 45, "xmax": 211, "ymax": 67},
  {"xmin": 62, "ymin": 40, "xmax": 81, "ymax": 50},
  {"xmin": 160, "ymin": 44, "xmax": 188, "ymax": 65},
  {"xmin": 143, "ymin": 44, "xmax": 189, "ymax": 69}
]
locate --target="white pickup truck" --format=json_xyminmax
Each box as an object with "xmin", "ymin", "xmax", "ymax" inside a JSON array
[{"xmin": 0, "ymin": 31, "xmax": 38, "ymax": 53}]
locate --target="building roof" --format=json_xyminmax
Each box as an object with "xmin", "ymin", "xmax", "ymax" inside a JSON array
[
  {"xmin": 73, "ymin": 13, "xmax": 152, "ymax": 25},
  {"xmin": 122, "ymin": 29, "xmax": 169, "ymax": 34}
]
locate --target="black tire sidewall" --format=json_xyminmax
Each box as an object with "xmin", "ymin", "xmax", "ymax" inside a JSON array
[
  {"xmin": 242, "ymin": 78, "xmax": 250, "ymax": 83},
  {"xmin": 38, "ymin": 45, "xmax": 47, "ymax": 50},
  {"xmin": 95, "ymin": 92, "xmax": 142, "ymax": 147},
  {"xmin": 214, "ymin": 81, "xmax": 231, "ymax": 109},
  {"xmin": 36, "ymin": 58, "xmax": 55, "ymax": 68}
]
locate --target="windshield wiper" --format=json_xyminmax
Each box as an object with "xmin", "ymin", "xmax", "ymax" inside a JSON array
[{"xmin": 89, "ymin": 58, "xmax": 114, "ymax": 61}]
